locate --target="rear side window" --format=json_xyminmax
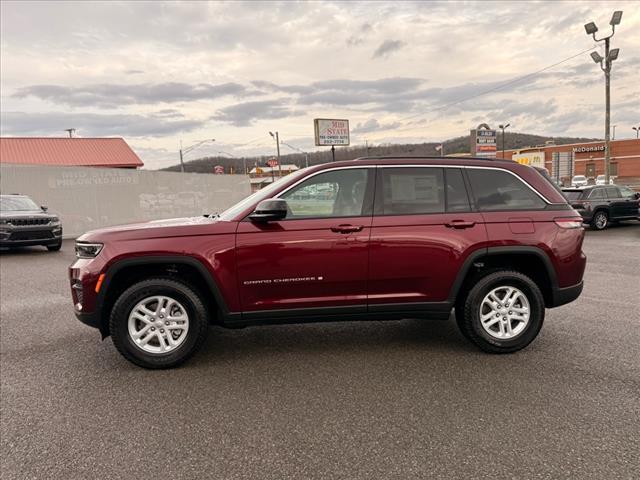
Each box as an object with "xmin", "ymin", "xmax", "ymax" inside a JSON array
[
  {"xmin": 588, "ymin": 188, "xmax": 606, "ymax": 200},
  {"xmin": 377, "ymin": 168, "xmax": 444, "ymax": 215},
  {"xmin": 563, "ymin": 190, "xmax": 584, "ymax": 201},
  {"xmin": 467, "ymin": 169, "xmax": 546, "ymax": 211},
  {"xmin": 604, "ymin": 187, "xmax": 620, "ymax": 199},
  {"xmin": 445, "ymin": 168, "xmax": 471, "ymax": 212}
]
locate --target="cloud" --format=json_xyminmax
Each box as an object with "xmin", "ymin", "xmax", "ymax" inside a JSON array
[
  {"xmin": 212, "ymin": 100, "xmax": 305, "ymax": 127},
  {"xmin": 0, "ymin": 111, "xmax": 205, "ymax": 137},
  {"xmin": 372, "ymin": 39, "xmax": 405, "ymax": 59},
  {"xmin": 12, "ymin": 82, "xmax": 255, "ymax": 108},
  {"xmin": 352, "ymin": 119, "xmax": 402, "ymax": 134}
]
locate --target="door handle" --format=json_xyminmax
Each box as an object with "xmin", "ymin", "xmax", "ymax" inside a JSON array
[
  {"xmin": 445, "ymin": 220, "xmax": 476, "ymax": 229},
  {"xmin": 331, "ymin": 224, "xmax": 364, "ymax": 234}
]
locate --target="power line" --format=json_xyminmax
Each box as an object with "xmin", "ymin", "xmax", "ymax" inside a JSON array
[{"xmin": 394, "ymin": 44, "xmax": 601, "ymax": 128}]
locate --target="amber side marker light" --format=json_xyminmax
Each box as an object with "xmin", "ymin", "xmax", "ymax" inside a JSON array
[{"xmin": 95, "ymin": 274, "xmax": 106, "ymax": 293}]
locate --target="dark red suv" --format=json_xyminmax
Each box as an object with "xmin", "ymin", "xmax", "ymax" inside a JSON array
[{"xmin": 70, "ymin": 157, "xmax": 586, "ymax": 368}]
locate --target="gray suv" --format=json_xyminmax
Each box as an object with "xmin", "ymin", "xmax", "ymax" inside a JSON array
[{"xmin": 0, "ymin": 195, "xmax": 63, "ymax": 250}]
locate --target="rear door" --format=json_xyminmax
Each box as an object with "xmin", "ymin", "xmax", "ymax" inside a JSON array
[
  {"xmin": 367, "ymin": 166, "xmax": 486, "ymax": 309},
  {"xmin": 604, "ymin": 186, "xmax": 625, "ymax": 218}
]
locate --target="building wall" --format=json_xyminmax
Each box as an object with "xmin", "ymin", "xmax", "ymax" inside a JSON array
[
  {"xmin": 1, "ymin": 164, "xmax": 251, "ymax": 238},
  {"xmin": 500, "ymin": 139, "xmax": 640, "ymax": 186}
]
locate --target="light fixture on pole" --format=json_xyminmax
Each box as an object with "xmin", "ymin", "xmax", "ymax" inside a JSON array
[
  {"xmin": 498, "ymin": 123, "xmax": 510, "ymax": 159},
  {"xmin": 268, "ymin": 131, "xmax": 283, "ymax": 177},
  {"xmin": 584, "ymin": 10, "xmax": 623, "ymax": 184},
  {"xmin": 280, "ymin": 140, "xmax": 309, "ymax": 168},
  {"xmin": 633, "ymin": 126, "xmax": 640, "ymax": 139},
  {"xmin": 179, "ymin": 138, "xmax": 215, "ymax": 173}
]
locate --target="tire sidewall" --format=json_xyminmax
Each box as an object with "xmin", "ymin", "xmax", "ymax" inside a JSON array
[
  {"xmin": 592, "ymin": 211, "xmax": 608, "ymax": 230},
  {"xmin": 110, "ymin": 279, "xmax": 207, "ymax": 368},
  {"xmin": 466, "ymin": 272, "xmax": 544, "ymax": 351}
]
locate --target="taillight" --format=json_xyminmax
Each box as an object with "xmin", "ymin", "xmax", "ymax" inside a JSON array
[
  {"xmin": 554, "ymin": 217, "xmax": 584, "ymax": 229},
  {"xmin": 571, "ymin": 201, "xmax": 591, "ymax": 210}
]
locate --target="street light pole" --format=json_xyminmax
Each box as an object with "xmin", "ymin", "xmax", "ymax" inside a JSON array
[
  {"xmin": 585, "ymin": 10, "xmax": 623, "ymax": 184},
  {"xmin": 498, "ymin": 123, "xmax": 510, "ymax": 159},
  {"xmin": 633, "ymin": 126, "xmax": 640, "ymax": 139},
  {"xmin": 269, "ymin": 131, "xmax": 282, "ymax": 177},
  {"xmin": 179, "ymin": 138, "xmax": 216, "ymax": 173}
]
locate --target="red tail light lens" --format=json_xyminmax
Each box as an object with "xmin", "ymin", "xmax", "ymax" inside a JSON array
[{"xmin": 554, "ymin": 217, "xmax": 584, "ymax": 229}]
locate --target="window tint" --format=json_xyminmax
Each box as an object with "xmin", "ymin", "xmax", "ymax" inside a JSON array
[
  {"xmin": 604, "ymin": 186, "xmax": 620, "ymax": 199},
  {"xmin": 619, "ymin": 186, "xmax": 636, "ymax": 197},
  {"xmin": 588, "ymin": 188, "xmax": 605, "ymax": 200},
  {"xmin": 445, "ymin": 169, "xmax": 470, "ymax": 212},
  {"xmin": 563, "ymin": 190, "xmax": 584, "ymax": 201},
  {"xmin": 468, "ymin": 169, "xmax": 546, "ymax": 211},
  {"xmin": 378, "ymin": 168, "xmax": 444, "ymax": 215},
  {"xmin": 280, "ymin": 168, "xmax": 369, "ymax": 218}
]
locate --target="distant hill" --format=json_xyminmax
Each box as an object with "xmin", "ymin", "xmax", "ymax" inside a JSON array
[{"xmin": 161, "ymin": 132, "xmax": 600, "ymax": 174}]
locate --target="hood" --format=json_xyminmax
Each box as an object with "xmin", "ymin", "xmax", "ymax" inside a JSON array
[
  {"xmin": 77, "ymin": 215, "xmax": 232, "ymax": 242},
  {"xmin": 0, "ymin": 209, "xmax": 56, "ymax": 219}
]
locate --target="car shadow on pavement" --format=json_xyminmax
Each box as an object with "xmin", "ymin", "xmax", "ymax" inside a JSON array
[
  {"xmin": 0, "ymin": 246, "xmax": 63, "ymax": 256},
  {"xmin": 191, "ymin": 315, "xmax": 475, "ymax": 367}
]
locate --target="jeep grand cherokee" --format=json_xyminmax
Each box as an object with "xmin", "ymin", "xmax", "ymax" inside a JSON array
[{"xmin": 69, "ymin": 157, "xmax": 586, "ymax": 368}]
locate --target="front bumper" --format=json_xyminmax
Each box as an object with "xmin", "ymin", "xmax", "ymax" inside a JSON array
[{"xmin": 0, "ymin": 226, "xmax": 62, "ymax": 247}]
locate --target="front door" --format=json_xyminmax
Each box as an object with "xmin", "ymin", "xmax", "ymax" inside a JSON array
[{"xmin": 236, "ymin": 167, "xmax": 374, "ymax": 315}]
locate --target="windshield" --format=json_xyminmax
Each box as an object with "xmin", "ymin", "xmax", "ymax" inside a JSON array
[
  {"xmin": 218, "ymin": 168, "xmax": 310, "ymax": 221},
  {"xmin": 0, "ymin": 196, "xmax": 40, "ymax": 211},
  {"xmin": 573, "ymin": 176, "xmax": 586, "ymax": 181},
  {"xmin": 562, "ymin": 190, "xmax": 584, "ymax": 201}
]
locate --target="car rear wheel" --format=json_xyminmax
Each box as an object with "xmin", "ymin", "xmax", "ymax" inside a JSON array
[
  {"xmin": 458, "ymin": 271, "xmax": 544, "ymax": 353},
  {"xmin": 110, "ymin": 278, "xmax": 208, "ymax": 369},
  {"xmin": 591, "ymin": 210, "xmax": 608, "ymax": 230}
]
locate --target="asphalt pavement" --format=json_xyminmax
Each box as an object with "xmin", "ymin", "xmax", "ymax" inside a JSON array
[{"xmin": 1, "ymin": 223, "xmax": 639, "ymax": 479}]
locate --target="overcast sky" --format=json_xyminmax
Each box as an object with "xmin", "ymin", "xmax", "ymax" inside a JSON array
[{"xmin": 1, "ymin": 0, "xmax": 638, "ymax": 169}]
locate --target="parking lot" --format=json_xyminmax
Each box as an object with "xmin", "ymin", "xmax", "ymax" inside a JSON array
[{"xmin": 1, "ymin": 223, "xmax": 639, "ymax": 480}]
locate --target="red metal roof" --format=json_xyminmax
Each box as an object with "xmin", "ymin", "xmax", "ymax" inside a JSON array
[{"xmin": 0, "ymin": 137, "xmax": 144, "ymax": 168}]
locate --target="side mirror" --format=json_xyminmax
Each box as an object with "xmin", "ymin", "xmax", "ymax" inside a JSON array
[
  {"xmin": 634, "ymin": 192, "xmax": 640, "ymax": 200},
  {"xmin": 41, "ymin": 205, "xmax": 48, "ymax": 212},
  {"xmin": 249, "ymin": 199, "xmax": 288, "ymax": 222}
]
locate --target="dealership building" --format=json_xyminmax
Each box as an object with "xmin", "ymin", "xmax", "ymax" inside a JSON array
[{"xmin": 499, "ymin": 139, "xmax": 640, "ymax": 187}]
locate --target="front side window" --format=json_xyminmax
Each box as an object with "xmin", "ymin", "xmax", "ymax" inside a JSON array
[
  {"xmin": 619, "ymin": 186, "xmax": 636, "ymax": 198},
  {"xmin": 280, "ymin": 168, "xmax": 370, "ymax": 218},
  {"xmin": 468, "ymin": 169, "xmax": 546, "ymax": 211},
  {"xmin": 377, "ymin": 168, "xmax": 445, "ymax": 215}
]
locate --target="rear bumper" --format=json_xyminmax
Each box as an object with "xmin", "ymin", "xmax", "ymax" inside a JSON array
[{"xmin": 550, "ymin": 281, "xmax": 584, "ymax": 308}]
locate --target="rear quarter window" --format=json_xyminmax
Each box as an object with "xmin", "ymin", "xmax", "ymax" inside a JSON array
[{"xmin": 467, "ymin": 169, "xmax": 546, "ymax": 211}]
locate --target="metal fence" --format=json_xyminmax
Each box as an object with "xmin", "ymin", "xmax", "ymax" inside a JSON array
[{"xmin": 0, "ymin": 164, "xmax": 251, "ymax": 238}]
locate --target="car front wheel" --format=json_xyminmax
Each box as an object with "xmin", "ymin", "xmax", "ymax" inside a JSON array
[
  {"xmin": 109, "ymin": 278, "xmax": 209, "ymax": 369},
  {"xmin": 458, "ymin": 271, "xmax": 545, "ymax": 354}
]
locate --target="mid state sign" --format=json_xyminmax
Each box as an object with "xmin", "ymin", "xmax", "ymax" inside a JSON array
[{"xmin": 314, "ymin": 119, "xmax": 350, "ymax": 146}]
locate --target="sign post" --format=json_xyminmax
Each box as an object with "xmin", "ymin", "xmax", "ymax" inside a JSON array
[{"xmin": 314, "ymin": 118, "xmax": 350, "ymax": 161}]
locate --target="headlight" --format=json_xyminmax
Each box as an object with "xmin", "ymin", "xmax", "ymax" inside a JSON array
[
  {"xmin": 75, "ymin": 242, "xmax": 103, "ymax": 258},
  {"xmin": 50, "ymin": 217, "xmax": 61, "ymax": 226}
]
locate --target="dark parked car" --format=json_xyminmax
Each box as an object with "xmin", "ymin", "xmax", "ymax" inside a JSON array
[
  {"xmin": 0, "ymin": 194, "xmax": 63, "ymax": 250},
  {"xmin": 562, "ymin": 185, "xmax": 640, "ymax": 230},
  {"xmin": 70, "ymin": 157, "xmax": 586, "ymax": 368}
]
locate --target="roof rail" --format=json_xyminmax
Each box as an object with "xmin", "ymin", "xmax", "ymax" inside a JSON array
[{"xmin": 352, "ymin": 155, "xmax": 506, "ymax": 162}]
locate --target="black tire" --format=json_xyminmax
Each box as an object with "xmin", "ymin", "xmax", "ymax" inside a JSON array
[
  {"xmin": 46, "ymin": 242, "xmax": 62, "ymax": 251},
  {"xmin": 458, "ymin": 271, "xmax": 545, "ymax": 354},
  {"xmin": 590, "ymin": 210, "xmax": 609, "ymax": 230},
  {"xmin": 109, "ymin": 277, "xmax": 209, "ymax": 369}
]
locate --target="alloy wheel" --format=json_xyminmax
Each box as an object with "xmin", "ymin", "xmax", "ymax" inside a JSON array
[
  {"xmin": 127, "ymin": 295, "xmax": 190, "ymax": 354},
  {"xmin": 479, "ymin": 286, "xmax": 530, "ymax": 340}
]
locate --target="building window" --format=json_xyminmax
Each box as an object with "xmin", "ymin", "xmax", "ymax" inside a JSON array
[{"xmin": 610, "ymin": 163, "xmax": 618, "ymax": 177}]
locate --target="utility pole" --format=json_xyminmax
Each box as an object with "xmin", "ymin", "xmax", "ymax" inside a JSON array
[
  {"xmin": 499, "ymin": 123, "xmax": 510, "ymax": 159},
  {"xmin": 269, "ymin": 131, "xmax": 282, "ymax": 177},
  {"xmin": 179, "ymin": 138, "xmax": 215, "ymax": 173},
  {"xmin": 65, "ymin": 128, "xmax": 76, "ymax": 138},
  {"xmin": 585, "ymin": 10, "xmax": 623, "ymax": 184}
]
